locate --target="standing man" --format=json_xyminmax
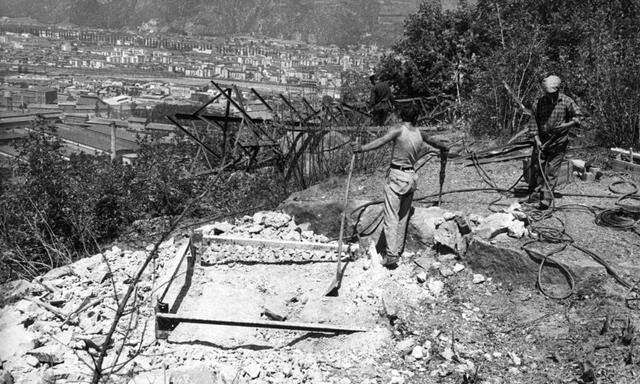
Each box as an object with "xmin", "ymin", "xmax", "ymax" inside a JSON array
[
  {"xmin": 352, "ymin": 104, "xmax": 449, "ymax": 268},
  {"xmin": 368, "ymin": 75, "xmax": 395, "ymax": 126},
  {"xmin": 527, "ymin": 75, "xmax": 582, "ymax": 209}
]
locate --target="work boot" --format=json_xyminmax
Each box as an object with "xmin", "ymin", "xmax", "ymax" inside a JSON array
[{"xmin": 382, "ymin": 255, "xmax": 399, "ymax": 270}]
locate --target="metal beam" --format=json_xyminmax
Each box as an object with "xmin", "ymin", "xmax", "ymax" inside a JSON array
[
  {"xmin": 210, "ymin": 81, "xmax": 280, "ymax": 149},
  {"xmin": 279, "ymin": 94, "xmax": 305, "ymax": 122},
  {"xmin": 167, "ymin": 116, "xmax": 221, "ymax": 160},
  {"xmin": 192, "ymin": 91, "xmax": 226, "ymax": 117},
  {"xmin": 250, "ymin": 88, "xmax": 274, "ymax": 112},
  {"xmin": 156, "ymin": 313, "xmax": 366, "ymax": 334},
  {"xmin": 175, "ymin": 113, "xmax": 265, "ymax": 124}
]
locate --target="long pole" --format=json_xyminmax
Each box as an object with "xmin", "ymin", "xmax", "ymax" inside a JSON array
[{"xmin": 110, "ymin": 122, "xmax": 116, "ymax": 161}]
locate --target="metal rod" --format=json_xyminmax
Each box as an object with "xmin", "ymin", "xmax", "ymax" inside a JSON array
[
  {"xmin": 279, "ymin": 94, "xmax": 305, "ymax": 122},
  {"xmin": 156, "ymin": 313, "xmax": 366, "ymax": 333},
  {"xmin": 167, "ymin": 116, "xmax": 221, "ymax": 160},
  {"xmin": 250, "ymin": 88, "xmax": 274, "ymax": 112},
  {"xmin": 192, "ymin": 91, "xmax": 225, "ymax": 117},
  {"xmin": 302, "ymin": 97, "xmax": 318, "ymax": 114},
  {"xmin": 210, "ymin": 81, "xmax": 280, "ymax": 148}
]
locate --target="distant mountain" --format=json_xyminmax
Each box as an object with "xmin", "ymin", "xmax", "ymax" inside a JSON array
[{"xmin": 0, "ymin": 0, "xmax": 429, "ymax": 46}]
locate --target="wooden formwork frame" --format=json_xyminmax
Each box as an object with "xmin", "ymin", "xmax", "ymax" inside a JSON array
[{"xmin": 154, "ymin": 234, "xmax": 365, "ymax": 340}]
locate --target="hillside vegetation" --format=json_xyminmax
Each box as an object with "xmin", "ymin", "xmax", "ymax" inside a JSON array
[{"xmin": 378, "ymin": 0, "xmax": 640, "ymax": 146}]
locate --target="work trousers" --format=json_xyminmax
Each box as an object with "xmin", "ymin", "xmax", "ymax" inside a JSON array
[
  {"xmin": 379, "ymin": 168, "xmax": 417, "ymax": 258},
  {"xmin": 529, "ymin": 145, "xmax": 566, "ymax": 203}
]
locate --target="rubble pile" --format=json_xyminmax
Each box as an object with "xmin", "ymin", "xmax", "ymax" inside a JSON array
[
  {"xmin": 410, "ymin": 202, "xmax": 529, "ymax": 255},
  {"xmin": 200, "ymin": 244, "xmax": 337, "ymax": 265},
  {"xmin": 198, "ymin": 211, "xmax": 331, "ymax": 243},
  {"xmin": 197, "ymin": 211, "xmax": 352, "ymax": 265},
  {"xmin": 0, "ymin": 244, "xmax": 170, "ymax": 384}
]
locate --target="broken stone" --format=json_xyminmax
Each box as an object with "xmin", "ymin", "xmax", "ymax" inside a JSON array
[
  {"xmin": 580, "ymin": 171, "xmax": 596, "ymax": 182},
  {"xmin": 438, "ymin": 254, "xmax": 456, "ymax": 262},
  {"xmin": 443, "ymin": 212, "xmax": 456, "ymax": 220},
  {"xmin": 439, "ymin": 267, "xmax": 454, "ymax": 278},
  {"xmin": 212, "ymin": 221, "xmax": 235, "ymax": 235},
  {"xmin": 434, "ymin": 220, "xmax": 463, "ymax": 254},
  {"xmin": 416, "ymin": 271, "xmax": 427, "ymax": 284},
  {"xmin": 453, "ymin": 263, "xmax": 465, "ymax": 273},
  {"xmin": 428, "ymin": 279, "xmax": 444, "ymax": 297},
  {"xmin": 264, "ymin": 211, "xmax": 291, "ymax": 228},
  {"xmin": 473, "ymin": 213, "xmax": 514, "ymax": 240},
  {"xmin": 168, "ymin": 364, "xmax": 218, "ymax": 383},
  {"xmin": 408, "ymin": 207, "xmax": 447, "ymax": 246},
  {"xmin": 509, "ymin": 352, "xmax": 522, "ymax": 366},
  {"xmin": 396, "ymin": 338, "xmax": 416, "ymax": 356},
  {"xmin": 24, "ymin": 354, "xmax": 40, "ymax": 367},
  {"xmin": 507, "ymin": 220, "xmax": 527, "ymax": 238},
  {"xmin": 472, "ymin": 274, "xmax": 486, "ymax": 284},
  {"xmin": 244, "ymin": 362, "xmax": 261, "ymax": 379},
  {"xmin": 246, "ymin": 225, "xmax": 263, "ymax": 234},
  {"xmin": 571, "ymin": 159, "xmax": 586, "ymax": 172},
  {"xmin": 261, "ymin": 308, "xmax": 287, "ymax": 322},
  {"xmin": 389, "ymin": 373, "xmax": 405, "ymax": 384},
  {"xmin": 71, "ymin": 254, "xmax": 103, "ymax": 277},
  {"xmin": 282, "ymin": 231, "xmax": 302, "ymax": 242},
  {"xmin": 411, "ymin": 345, "xmax": 425, "ymax": 360},
  {"xmin": 27, "ymin": 345, "xmax": 65, "ymax": 365},
  {"xmin": 89, "ymin": 264, "xmax": 111, "ymax": 284},
  {"xmin": 41, "ymin": 266, "xmax": 74, "ymax": 281},
  {"xmin": 217, "ymin": 363, "xmax": 241, "ymax": 383},
  {"xmin": 441, "ymin": 347, "xmax": 455, "ymax": 361}
]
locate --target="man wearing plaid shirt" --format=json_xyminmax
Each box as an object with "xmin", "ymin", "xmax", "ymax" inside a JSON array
[{"xmin": 526, "ymin": 75, "xmax": 583, "ymax": 208}]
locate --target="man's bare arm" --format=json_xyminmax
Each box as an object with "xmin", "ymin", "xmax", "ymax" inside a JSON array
[
  {"xmin": 420, "ymin": 131, "xmax": 450, "ymax": 151},
  {"xmin": 353, "ymin": 128, "xmax": 401, "ymax": 153}
]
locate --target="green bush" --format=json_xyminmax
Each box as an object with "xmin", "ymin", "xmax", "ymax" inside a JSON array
[{"xmin": 0, "ymin": 119, "xmax": 286, "ymax": 280}]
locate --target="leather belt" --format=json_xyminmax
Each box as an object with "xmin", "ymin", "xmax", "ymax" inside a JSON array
[{"xmin": 390, "ymin": 163, "xmax": 414, "ymax": 172}]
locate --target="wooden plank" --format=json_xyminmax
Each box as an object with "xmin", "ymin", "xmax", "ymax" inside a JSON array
[
  {"xmin": 157, "ymin": 239, "xmax": 191, "ymax": 303},
  {"xmin": 609, "ymin": 158, "xmax": 640, "ymax": 174},
  {"xmin": 610, "ymin": 147, "xmax": 640, "ymax": 161},
  {"xmin": 202, "ymin": 235, "xmax": 359, "ymax": 253},
  {"xmin": 156, "ymin": 313, "xmax": 366, "ymax": 334}
]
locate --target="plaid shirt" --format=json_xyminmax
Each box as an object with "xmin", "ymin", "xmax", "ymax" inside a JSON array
[{"xmin": 528, "ymin": 93, "xmax": 582, "ymax": 149}]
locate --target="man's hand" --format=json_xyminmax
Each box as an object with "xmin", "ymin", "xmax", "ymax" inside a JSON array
[
  {"xmin": 557, "ymin": 120, "xmax": 577, "ymax": 130},
  {"xmin": 351, "ymin": 141, "xmax": 363, "ymax": 153},
  {"xmin": 534, "ymin": 135, "xmax": 543, "ymax": 150}
]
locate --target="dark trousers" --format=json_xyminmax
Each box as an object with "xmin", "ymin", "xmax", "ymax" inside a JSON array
[
  {"xmin": 529, "ymin": 146, "xmax": 566, "ymax": 203},
  {"xmin": 372, "ymin": 110, "xmax": 389, "ymax": 126}
]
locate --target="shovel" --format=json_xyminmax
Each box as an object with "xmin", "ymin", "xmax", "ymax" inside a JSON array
[{"xmin": 325, "ymin": 149, "xmax": 357, "ymax": 297}]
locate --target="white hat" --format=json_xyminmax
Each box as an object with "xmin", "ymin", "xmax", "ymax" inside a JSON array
[{"xmin": 543, "ymin": 75, "xmax": 561, "ymax": 93}]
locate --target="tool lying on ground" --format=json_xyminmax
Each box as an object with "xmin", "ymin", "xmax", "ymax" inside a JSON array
[
  {"xmin": 438, "ymin": 147, "xmax": 449, "ymax": 205},
  {"xmin": 325, "ymin": 143, "xmax": 357, "ymax": 297}
]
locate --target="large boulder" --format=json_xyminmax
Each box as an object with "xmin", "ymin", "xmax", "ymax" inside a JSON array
[
  {"xmin": 463, "ymin": 238, "xmax": 608, "ymax": 288},
  {"xmin": 406, "ymin": 206, "xmax": 447, "ymax": 247},
  {"xmin": 0, "ymin": 280, "xmax": 42, "ymax": 304},
  {"xmin": 280, "ymin": 198, "xmax": 382, "ymax": 240}
]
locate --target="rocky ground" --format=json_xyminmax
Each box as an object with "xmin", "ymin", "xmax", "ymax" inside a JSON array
[{"xmin": 1, "ymin": 153, "xmax": 639, "ymax": 384}]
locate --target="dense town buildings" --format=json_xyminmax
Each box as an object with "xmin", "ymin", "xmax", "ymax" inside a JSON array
[{"xmin": 0, "ymin": 19, "xmax": 387, "ymax": 102}]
